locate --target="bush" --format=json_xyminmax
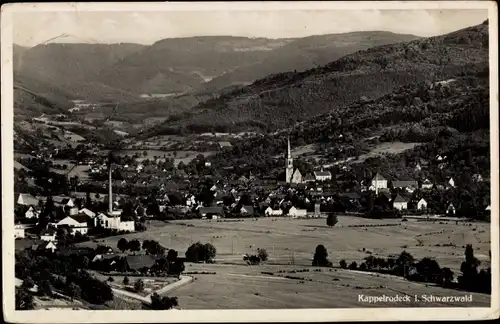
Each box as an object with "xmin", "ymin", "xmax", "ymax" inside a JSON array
[
  {"xmin": 21, "ymin": 277, "xmax": 35, "ymax": 289},
  {"xmin": 150, "ymin": 293, "xmax": 178, "ymax": 310},
  {"xmin": 348, "ymin": 261, "xmax": 358, "ymax": 270},
  {"xmin": 327, "ymin": 214, "xmax": 338, "ymax": 227},
  {"xmin": 123, "ymin": 276, "xmax": 130, "ymax": 285},
  {"xmin": 134, "ymin": 279, "xmax": 145, "ymax": 292},
  {"xmin": 339, "ymin": 259, "xmax": 347, "ymax": 269},
  {"xmin": 107, "ymin": 276, "xmax": 114, "ymax": 282},
  {"xmin": 38, "ymin": 279, "xmax": 53, "ymax": 297},
  {"xmin": 257, "ymin": 248, "xmax": 268, "ymax": 262}
]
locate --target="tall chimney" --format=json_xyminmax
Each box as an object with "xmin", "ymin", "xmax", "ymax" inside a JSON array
[{"xmin": 108, "ymin": 165, "xmax": 113, "ymax": 214}]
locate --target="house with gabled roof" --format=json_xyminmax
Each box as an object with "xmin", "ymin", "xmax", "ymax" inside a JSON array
[
  {"xmin": 392, "ymin": 194, "xmax": 408, "ymax": 210},
  {"xmin": 240, "ymin": 205, "xmax": 254, "ymax": 215},
  {"xmin": 291, "ymin": 169, "xmax": 303, "ymax": 184},
  {"xmin": 40, "ymin": 228, "xmax": 57, "ymax": 242},
  {"xmin": 79, "ymin": 208, "xmax": 96, "ymax": 218},
  {"xmin": 446, "ymin": 203, "xmax": 456, "ymax": 215},
  {"xmin": 417, "ymin": 198, "xmax": 428, "ymax": 210},
  {"xmin": 371, "ymin": 173, "xmax": 387, "ymax": 190},
  {"xmin": 17, "ymin": 193, "xmax": 39, "ymax": 206},
  {"xmin": 314, "ymin": 170, "xmax": 332, "ymax": 181},
  {"xmin": 421, "ymin": 178, "xmax": 433, "ymax": 190},
  {"xmin": 25, "ymin": 206, "xmax": 39, "ymax": 219},
  {"xmin": 56, "ymin": 214, "xmax": 92, "ymax": 235},
  {"xmin": 33, "ymin": 241, "xmax": 57, "ymax": 253},
  {"xmin": 303, "ymin": 173, "xmax": 315, "ymax": 183}
]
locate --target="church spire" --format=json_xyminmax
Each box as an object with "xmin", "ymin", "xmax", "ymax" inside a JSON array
[{"xmin": 287, "ymin": 136, "xmax": 291, "ymax": 158}]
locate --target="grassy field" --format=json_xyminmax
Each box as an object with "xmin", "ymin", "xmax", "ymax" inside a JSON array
[
  {"xmin": 79, "ymin": 217, "xmax": 490, "ymax": 274},
  {"xmin": 77, "ymin": 217, "xmax": 490, "ymax": 309}
]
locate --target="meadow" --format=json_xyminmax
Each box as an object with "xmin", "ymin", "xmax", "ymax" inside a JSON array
[
  {"xmin": 76, "ymin": 216, "xmax": 491, "ymax": 308},
  {"xmin": 80, "ymin": 216, "xmax": 491, "ymax": 274}
]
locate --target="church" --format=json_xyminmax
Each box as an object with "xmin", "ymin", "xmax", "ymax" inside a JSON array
[{"xmin": 285, "ymin": 137, "xmax": 303, "ymax": 184}]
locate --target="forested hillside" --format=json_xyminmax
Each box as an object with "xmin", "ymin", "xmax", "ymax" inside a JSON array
[{"xmin": 145, "ymin": 21, "xmax": 488, "ymax": 136}]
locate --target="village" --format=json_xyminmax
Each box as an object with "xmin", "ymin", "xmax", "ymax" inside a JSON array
[{"xmin": 14, "ymin": 136, "xmax": 491, "ymax": 254}]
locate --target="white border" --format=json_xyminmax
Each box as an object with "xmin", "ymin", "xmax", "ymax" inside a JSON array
[{"xmin": 2, "ymin": 1, "xmax": 499, "ymax": 323}]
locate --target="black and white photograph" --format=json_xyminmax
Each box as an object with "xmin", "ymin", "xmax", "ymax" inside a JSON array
[{"xmin": 2, "ymin": 1, "xmax": 498, "ymax": 322}]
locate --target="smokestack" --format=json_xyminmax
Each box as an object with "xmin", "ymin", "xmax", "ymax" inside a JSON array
[{"xmin": 109, "ymin": 165, "xmax": 113, "ymax": 214}]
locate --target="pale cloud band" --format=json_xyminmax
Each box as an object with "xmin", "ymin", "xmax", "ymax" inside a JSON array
[{"xmin": 14, "ymin": 9, "xmax": 488, "ymax": 47}]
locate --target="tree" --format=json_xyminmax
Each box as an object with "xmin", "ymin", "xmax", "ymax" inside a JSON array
[
  {"xmin": 166, "ymin": 249, "xmax": 179, "ymax": 262},
  {"xmin": 38, "ymin": 279, "xmax": 53, "ymax": 297},
  {"xmin": 339, "ymin": 259, "xmax": 347, "ymax": 269},
  {"xmin": 458, "ymin": 244, "xmax": 481, "ymax": 290},
  {"xmin": 257, "ymin": 248, "xmax": 268, "ymax": 262},
  {"xmin": 123, "ymin": 276, "xmax": 130, "ymax": 285},
  {"xmin": 348, "ymin": 261, "xmax": 358, "ymax": 270},
  {"xmin": 134, "ymin": 279, "xmax": 145, "ymax": 292},
  {"xmin": 442, "ymin": 267, "xmax": 454, "ymax": 287},
  {"xmin": 65, "ymin": 282, "xmax": 81, "ymax": 301},
  {"xmin": 185, "ymin": 242, "xmax": 217, "ymax": 263},
  {"xmin": 21, "ymin": 276, "xmax": 35, "ymax": 289},
  {"xmin": 107, "ymin": 276, "xmax": 114, "ymax": 282},
  {"xmin": 326, "ymin": 214, "xmax": 338, "ymax": 227},
  {"xmin": 150, "ymin": 293, "xmax": 178, "ymax": 310},
  {"xmin": 127, "ymin": 239, "xmax": 141, "ymax": 255},
  {"xmin": 117, "ymin": 238, "xmax": 129, "ymax": 253},
  {"xmin": 312, "ymin": 245, "xmax": 331, "ymax": 267},
  {"xmin": 15, "ymin": 288, "xmax": 34, "ymax": 310}
]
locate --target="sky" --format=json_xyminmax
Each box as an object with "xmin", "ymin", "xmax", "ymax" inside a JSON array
[{"xmin": 14, "ymin": 9, "xmax": 488, "ymax": 47}]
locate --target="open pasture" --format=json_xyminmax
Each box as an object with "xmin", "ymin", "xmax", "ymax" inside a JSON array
[
  {"xmin": 171, "ymin": 263, "xmax": 490, "ymax": 309},
  {"xmin": 79, "ymin": 217, "xmax": 490, "ymax": 273}
]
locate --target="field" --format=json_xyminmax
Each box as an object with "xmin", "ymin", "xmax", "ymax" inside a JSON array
[
  {"xmin": 75, "ymin": 216, "xmax": 491, "ymax": 308},
  {"xmin": 113, "ymin": 150, "xmax": 215, "ymax": 166},
  {"xmin": 353, "ymin": 142, "xmax": 422, "ymax": 163}
]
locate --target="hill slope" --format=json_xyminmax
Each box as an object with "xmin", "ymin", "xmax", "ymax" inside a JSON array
[
  {"xmin": 200, "ymin": 31, "xmax": 420, "ymax": 92},
  {"xmin": 145, "ymin": 22, "xmax": 488, "ymax": 136}
]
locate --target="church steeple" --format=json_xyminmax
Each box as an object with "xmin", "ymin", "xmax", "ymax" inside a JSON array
[{"xmin": 286, "ymin": 136, "xmax": 294, "ymax": 183}]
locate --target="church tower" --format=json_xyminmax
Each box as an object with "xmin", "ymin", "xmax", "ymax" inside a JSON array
[{"xmin": 286, "ymin": 136, "xmax": 294, "ymax": 183}]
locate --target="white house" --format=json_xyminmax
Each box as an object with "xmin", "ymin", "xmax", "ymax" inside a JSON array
[
  {"xmin": 265, "ymin": 207, "xmax": 283, "ymax": 216},
  {"xmin": 95, "ymin": 212, "xmax": 135, "ymax": 232},
  {"xmin": 14, "ymin": 225, "xmax": 25, "ymax": 239},
  {"xmin": 95, "ymin": 212, "xmax": 121, "ymax": 230},
  {"xmin": 371, "ymin": 173, "xmax": 388, "ymax": 190},
  {"xmin": 36, "ymin": 241, "xmax": 58, "ymax": 253},
  {"xmin": 25, "ymin": 206, "xmax": 39, "ymax": 219},
  {"xmin": 421, "ymin": 179, "xmax": 433, "ymax": 190},
  {"xmin": 393, "ymin": 195, "xmax": 408, "ymax": 210},
  {"xmin": 60, "ymin": 198, "xmax": 75, "ymax": 208},
  {"xmin": 40, "ymin": 228, "xmax": 57, "ymax": 242},
  {"xmin": 447, "ymin": 203, "xmax": 456, "ymax": 215},
  {"xmin": 291, "ymin": 169, "xmax": 303, "ymax": 184},
  {"xmin": 447, "ymin": 178, "xmax": 455, "ymax": 188},
  {"xmin": 314, "ymin": 170, "xmax": 332, "ymax": 182},
  {"xmin": 417, "ymin": 198, "xmax": 428, "ymax": 210},
  {"xmin": 288, "ymin": 206, "xmax": 307, "ymax": 218},
  {"xmin": 17, "ymin": 193, "xmax": 39, "ymax": 206},
  {"xmin": 240, "ymin": 206, "xmax": 254, "ymax": 215},
  {"xmin": 485, "ymin": 205, "xmax": 491, "ymax": 211},
  {"xmin": 56, "ymin": 214, "xmax": 90, "ymax": 235}
]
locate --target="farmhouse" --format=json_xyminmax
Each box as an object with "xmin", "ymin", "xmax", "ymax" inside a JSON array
[
  {"xmin": 17, "ymin": 193, "xmax": 39, "ymax": 206},
  {"xmin": 14, "ymin": 225, "xmax": 25, "ymax": 239},
  {"xmin": 447, "ymin": 203, "xmax": 456, "ymax": 215},
  {"xmin": 417, "ymin": 198, "xmax": 428, "ymax": 210},
  {"xmin": 288, "ymin": 206, "xmax": 307, "ymax": 218},
  {"xmin": 240, "ymin": 206, "xmax": 254, "ymax": 215},
  {"xmin": 303, "ymin": 173, "xmax": 315, "ymax": 183},
  {"xmin": 40, "ymin": 228, "xmax": 57, "ymax": 242},
  {"xmin": 392, "ymin": 180, "xmax": 418, "ymax": 190},
  {"xmin": 33, "ymin": 241, "xmax": 58, "ymax": 253},
  {"xmin": 314, "ymin": 170, "xmax": 332, "ymax": 182},
  {"xmin": 421, "ymin": 179, "xmax": 433, "ymax": 190},
  {"xmin": 265, "ymin": 207, "xmax": 283, "ymax": 216},
  {"xmin": 56, "ymin": 214, "xmax": 92, "ymax": 235},
  {"xmin": 392, "ymin": 195, "xmax": 408, "ymax": 210},
  {"xmin": 25, "ymin": 206, "xmax": 39, "ymax": 219},
  {"xmin": 371, "ymin": 173, "xmax": 387, "ymax": 190}
]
